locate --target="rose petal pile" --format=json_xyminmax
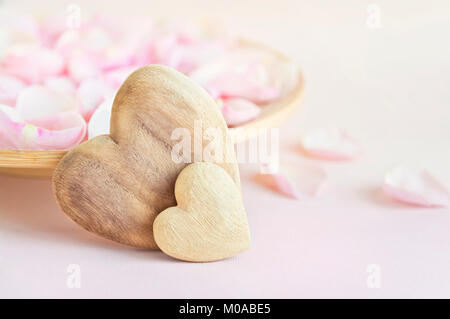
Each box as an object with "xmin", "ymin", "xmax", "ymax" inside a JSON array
[{"xmin": 0, "ymin": 13, "xmax": 298, "ymax": 150}]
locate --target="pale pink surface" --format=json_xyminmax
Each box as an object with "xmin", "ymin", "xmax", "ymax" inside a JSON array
[{"xmin": 1, "ymin": 0, "xmax": 450, "ymax": 299}]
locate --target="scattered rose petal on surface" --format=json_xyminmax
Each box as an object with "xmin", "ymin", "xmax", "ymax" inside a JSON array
[
  {"xmin": 88, "ymin": 96, "xmax": 114, "ymax": 139},
  {"xmin": 300, "ymin": 127, "xmax": 361, "ymax": 161},
  {"xmin": 255, "ymin": 160, "xmax": 327, "ymax": 199},
  {"xmin": 16, "ymin": 85, "xmax": 79, "ymax": 121},
  {"xmin": 259, "ymin": 171, "xmax": 300, "ymax": 199},
  {"xmin": 220, "ymin": 98, "xmax": 261, "ymax": 127},
  {"xmin": 383, "ymin": 166, "xmax": 450, "ymax": 207},
  {"xmin": 0, "ymin": 104, "xmax": 86, "ymax": 150},
  {"xmin": 0, "ymin": 75, "xmax": 25, "ymax": 105}
]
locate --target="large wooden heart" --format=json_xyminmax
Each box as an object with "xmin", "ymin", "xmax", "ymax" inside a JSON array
[{"xmin": 52, "ymin": 65, "xmax": 240, "ymax": 249}]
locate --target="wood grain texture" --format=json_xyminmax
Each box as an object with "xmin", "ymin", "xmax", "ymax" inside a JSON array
[
  {"xmin": 154, "ymin": 162, "xmax": 250, "ymax": 262},
  {"xmin": 52, "ymin": 65, "xmax": 239, "ymax": 249},
  {"xmin": 0, "ymin": 150, "xmax": 65, "ymax": 168},
  {"xmin": 0, "ymin": 41, "xmax": 304, "ymax": 178}
]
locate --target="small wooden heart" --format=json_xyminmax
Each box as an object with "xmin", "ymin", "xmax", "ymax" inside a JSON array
[
  {"xmin": 154, "ymin": 162, "xmax": 251, "ymax": 262},
  {"xmin": 52, "ymin": 65, "xmax": 240, "ymax": 248}
]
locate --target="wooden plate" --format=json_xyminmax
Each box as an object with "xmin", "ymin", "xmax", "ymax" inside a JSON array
[{"xmin": 0, "ymin": 43, "xmax": 304, "ymax": 179}]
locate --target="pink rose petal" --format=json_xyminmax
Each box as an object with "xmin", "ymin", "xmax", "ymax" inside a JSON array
[
  {"xmin": 67, "ymin": 52, "xmax": 103, "ymax": 83},
  {"xmin": 55, "ymin": 27, "xmax": 110, "ymax": 58},
  {"xmin": 101, "ymin": 45, "xmax": 136, "ymax": 71},
  {"xmin": 300, "ymin": 127, "xmax": 361, "ymax": 161},
  {"xmin": 207, "ymin": 65, "xmax": 278, "ymax": 103},
  {"xmin": 0, "ymin": 75, "xmax": 25, "ymax": 105},
  {"xmin": 192, "ymin": 60, "xmax": 278, "ymax": 103},
  {"xmin": 157, "ymin": 40, "xmax": 227, "ymax": 74},
  {"xmin": 77, "ymin": 78, "xmax": 113, "ymax": 119},
  {"xmin": 1, "ymin": 46, "xmax": 65, "ymax": 83},
  {"xmin": 0, "ymin": 15, "xmax": 41, "ymax": 53},
  {"xmin": 104, "ymin": 66, "xmax": 138, "ymax": 89},
  {"xmin": 1, "ymin": 15, "xmax": 41, "ymax": 39},
  {"xmin": 16, "ymin": 86, "xmax": 79, "ymax": 121},
  {"xmin": 0, "ymin": 105, "xmax": 22, "ymax": 149},
  {"xmin": 132, "ymin": 37, "xmax": 155, "ymax": 66},
  {"xmin": 0, "ymin": 104, "xmax": 22, "ymax": 122},
  {"xmin": 383, "ymin": 166, "xmax": 450, "ymax": 207},
  {"xmin": 256, "ymin": 160, "xmax": 327, "ymax": 199},
  {"xmin": 153, "ymin": 21, "xmax": 223, "ymax": 71},
  {"xmin": 39, "ymin": 16, "xmax": 68, "ymax": 47},
  {"xmin": 27, "ymin": 111, "xmax": 87, "ymax": 149},
  {"xmin": 261, "ymin": 172, "xmax": 301, "ymax": 199},
  {"xmin": 0, "ymin": 104, "xmax": 86, "ymax": 150},
  {"xmin": 190, "ymin": 47, "xmax": 294, "ymax": 103},
  {"xmin": 220, "ymin": 98, "xmax": 261, "ymax": 127},
  {"xmin": 44, "ymin": 76, "xmax": 76, "ymax": 95},
  {"xmin": 54, "ymin": 29, "xmax": 82, "ymax": 57},
  {"xmin": 88, "ymin": 97, "xmax": 114, "ymax": 139},
  {"xmin": 56, "ymin": 16, "xmax": 152, "ymax": 72}
]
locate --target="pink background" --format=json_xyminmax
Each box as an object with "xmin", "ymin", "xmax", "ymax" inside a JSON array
[{"xmin": 1, "ymin": 0, "xmax": 449, "ymax": 298}]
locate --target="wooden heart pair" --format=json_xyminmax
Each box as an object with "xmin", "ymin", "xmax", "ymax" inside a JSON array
[{"xmin": 53, "ymin": 66, "xmax": 250, "ymax": 262}]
